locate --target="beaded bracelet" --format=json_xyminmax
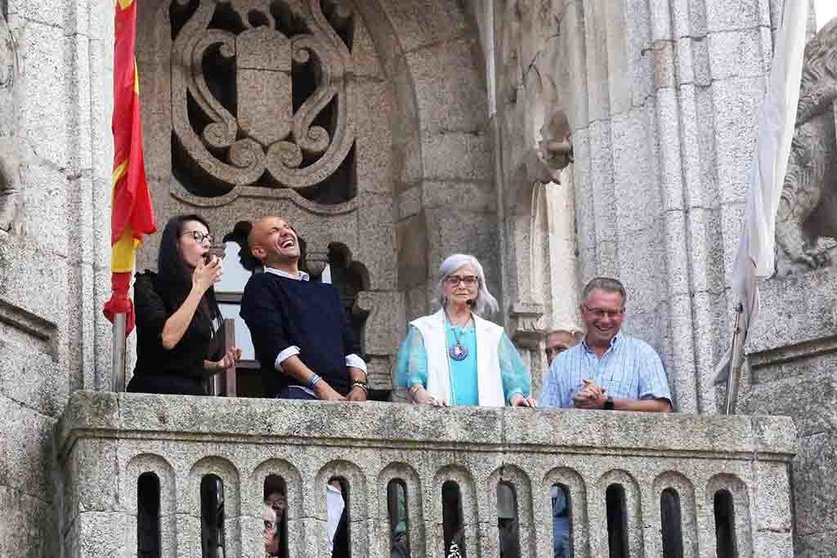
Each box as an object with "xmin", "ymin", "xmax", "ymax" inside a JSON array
[{"xmin": 350, "ymin": 380, "xmax": 368, "ymax": 393}]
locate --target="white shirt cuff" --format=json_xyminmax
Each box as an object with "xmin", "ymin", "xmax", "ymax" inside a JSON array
[
  {"xmin": 345, "ymin": 354, "xmax": 367, "ymax": 373},
  {"xmin": 274, "ymin": 346, "xmax": 301, "ymax": 371}
]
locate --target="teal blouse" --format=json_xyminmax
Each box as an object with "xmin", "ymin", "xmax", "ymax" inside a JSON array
[{"xmin": 394, "ymin": 321, "xmax": 531, "ymax": 406}]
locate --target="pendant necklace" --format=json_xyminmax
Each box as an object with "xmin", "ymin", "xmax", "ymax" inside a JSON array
[{"xmin": 446, "ymin": 312, "xmax": 470, "ymax": 361}]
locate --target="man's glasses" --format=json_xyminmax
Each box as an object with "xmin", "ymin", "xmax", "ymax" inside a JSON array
[
  {"xmin": 582, "ymin": 304, "xmax": 624, "ymax": 319},
  {"xmin": 182, "ymin": 230, "xmax": 214, "ymax": 244},
  {"xmin": 445, "ymin": 275, "xmax": 479, "ymax": 287},
  {"xmin": 545, "ymin": 345, "xmax": 568, "ymax": 358}
]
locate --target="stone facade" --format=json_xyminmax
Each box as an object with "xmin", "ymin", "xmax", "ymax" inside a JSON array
[{"xmin": 0, "ymin": 0, "xmax": 833, "ymax": 556}]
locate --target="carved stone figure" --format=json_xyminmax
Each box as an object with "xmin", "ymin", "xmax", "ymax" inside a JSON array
[
  {"xmin": 170, "ymin": 0, "xmax": 355, "ymax": 197},
  {"xmin": 776, "ymin": 18, "xmax": 837, "ymax": 271},
  {"xmin": 0, "ymin": 9, "xmax": 22, "ymax": 233}
]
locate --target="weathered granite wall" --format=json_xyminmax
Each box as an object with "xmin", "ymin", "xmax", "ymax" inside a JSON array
[
  {"xmin": 0, "ymin": 0, "xmax": 114, "ymax": 555},
  {"xmin": 477, "ymin": 0, "xmax": 826, "ymax": 417},
  {"xmin": 58, "ymin": 391, "xmax": 797, "ymax": 558}
]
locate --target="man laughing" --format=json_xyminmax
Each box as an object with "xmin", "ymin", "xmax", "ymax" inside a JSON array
[
  {"xmin": 240, "ymin": 216, "xmax": 368, "ymax": 401},
  {"xmin": 540, "ymin": 277, "xmax": 672, "ymax": 412}
]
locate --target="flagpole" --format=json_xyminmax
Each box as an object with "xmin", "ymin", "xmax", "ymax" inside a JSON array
[
  {"xmin": 112, "ymin": 313, "xmax": 127, "ymax": 392},
  {"xmin": 724, "ymin": 304, "xmax": 745, "ymax": 414}
]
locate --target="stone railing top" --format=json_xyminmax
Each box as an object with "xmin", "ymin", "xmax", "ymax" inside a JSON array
[{"xmin": 56, "ymin": 391, "xmax": 797, "ymax": 462}]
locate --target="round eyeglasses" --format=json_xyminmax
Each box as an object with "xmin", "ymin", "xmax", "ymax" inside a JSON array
[
  {"xmin": 445, "ymin": 275, "xmax": 479, "ymax": 287},
  {"xmin": 182, "ymin": 230, "xmax": 214, "ymax": 244}
]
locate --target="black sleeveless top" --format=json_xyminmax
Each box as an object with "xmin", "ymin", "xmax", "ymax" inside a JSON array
[{"xmin": 127, "ymin": 271, "xmax": 223, "ymax": 395}]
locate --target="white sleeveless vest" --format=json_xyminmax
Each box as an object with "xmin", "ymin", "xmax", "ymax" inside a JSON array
[{"xmin": 410, "ymin": 309, "xmax": 505, "ymax": 407}]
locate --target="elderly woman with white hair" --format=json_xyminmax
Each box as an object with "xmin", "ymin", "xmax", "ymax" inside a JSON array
[{"xmin": 395, "ymin": 254, "xmax": 536, "ymax": 407}]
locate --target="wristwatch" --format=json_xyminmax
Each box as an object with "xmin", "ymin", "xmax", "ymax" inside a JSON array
[{"xmin": 603, "ymin": 396, "xmax": 615, "ymax": 410}]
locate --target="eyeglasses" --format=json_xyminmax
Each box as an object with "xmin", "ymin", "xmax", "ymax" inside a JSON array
[
  {"xmin": 582, "ymin": 304, "xmax": 624, "ymax": 319},
  {"xmin": 182, "ymin": 230, "xmax": 213, "ymax": 244},
  {"xmin": 545, "ymin": 345, "xmax": 568, "ymax": 358},
  {"xmin": 445, "ymin": 275, "xmax": 479, "ymax": 287}
]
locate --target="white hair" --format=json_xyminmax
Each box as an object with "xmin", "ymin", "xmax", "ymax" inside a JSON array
[{"xmin": 433, "ymin": 254, "xmax": 499, "ymax": 316}]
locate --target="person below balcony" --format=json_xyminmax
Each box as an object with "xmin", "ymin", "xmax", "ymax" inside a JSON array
[
  {"xmin": 128, "ymin": 214, "xmax": 241, "ymax": 395},
  {"xmin": 395, "ymin": 253, "xmax": 536, "ymax": 408}
]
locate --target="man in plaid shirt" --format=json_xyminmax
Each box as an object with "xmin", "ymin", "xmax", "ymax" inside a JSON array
[{"xmin": 541, "ymin": 277, "xmax": 672, "ymax": 412}]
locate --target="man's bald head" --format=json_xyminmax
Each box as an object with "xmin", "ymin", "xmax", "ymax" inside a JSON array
[{"xmin": 248, "ymin": 216, "xmax": 300, "ymax": 265}]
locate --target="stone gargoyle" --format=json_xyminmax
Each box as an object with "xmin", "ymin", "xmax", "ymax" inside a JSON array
[{"xmin": 775, "ymin": 18, "xmax": 837, "ymax": 271}]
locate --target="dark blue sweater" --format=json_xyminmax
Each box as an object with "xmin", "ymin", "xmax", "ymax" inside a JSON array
[{"xmin": 240, "ymin": 272, "xmax": 361, "ymax": 396}]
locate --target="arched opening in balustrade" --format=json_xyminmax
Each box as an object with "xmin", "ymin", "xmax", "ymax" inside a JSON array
[
  {"xmin": 551, "ymin": 483, "xmax": 573, "ymax": 558},
  {"xmin": 660, "ymin": 488, "xmax": 684, "ymax": 558},
  {"xmin": 387, "ymin": 479, "xmax": 410, "ymax": 557},
  {"xmin": 713, "ymin": 489, "xmax": 738, "ymax": 558},
  {"xmin": 442, "ymin": 480, "xmax": 467, "ymax": 557},
  {"xmin": 137, "ymin": 472, "xmax": 161, "ymax": 558},
  {"xmin": 605, "ymin": 484, "xmax": 629, "ymax": 558},
  {"xmin": 200, "ymin": 474, "xmax": 226, "ymax": 558},
  {"xmin": 327, "ymin": 476, "xmax": 351, "ymax": 558},
  {"xmin": 263, "ymin": 475, "xmax": 289, "ymax": 558},
  {"xmin": 497, "ymin": 482, "xmax": 520, "ymax": 557}
]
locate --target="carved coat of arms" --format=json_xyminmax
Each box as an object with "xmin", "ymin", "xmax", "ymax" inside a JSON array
[{"xmin": 170, "ymin": 0, "xmax": 355, "ymax": 197}]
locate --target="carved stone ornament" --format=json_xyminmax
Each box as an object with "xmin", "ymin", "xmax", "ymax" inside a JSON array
[
  {"xmin": 509, "ymin": 301, "xmax": 546, "ymax": 350},
  {"xmin": 776, "ymin": 18, "xmax": 837, "ymax": 273},
  {"xmin": 0, "ymin": 10, "xmax": 22, "ymax": 233},
  {"xmin": 170, "ymin": 0, "xmax": 355, "ymax": 196}
]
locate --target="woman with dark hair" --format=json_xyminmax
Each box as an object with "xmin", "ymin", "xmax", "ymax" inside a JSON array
[{"xmin": 127, "ymin": 214, "xmax": 241, "ymax": 395}]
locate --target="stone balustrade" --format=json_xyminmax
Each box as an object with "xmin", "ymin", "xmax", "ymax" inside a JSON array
[{"xmin": 56, "ymin": 391, "xmax": 796, "ymax": 557}]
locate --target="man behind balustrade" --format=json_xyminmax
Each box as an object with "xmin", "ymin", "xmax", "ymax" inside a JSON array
[
  {"xmin": 240, "ymin": 216, "xmax": 368, "ymax": 401},
  {"xmin": 545, "ymin": 328, "xmax": 582, "ymax": 367},
  {"xmin": 541, "ymin": 277, "xmax": 672, "ymax": 411},
  {"xmin": 262, "ymin": 492, "xmax": 287, "ymax": 557}
]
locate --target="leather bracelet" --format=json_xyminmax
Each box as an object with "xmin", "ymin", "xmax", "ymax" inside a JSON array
[{"xmin": 306, "ymin": 374, "xmax": 322, "ymax": 389}]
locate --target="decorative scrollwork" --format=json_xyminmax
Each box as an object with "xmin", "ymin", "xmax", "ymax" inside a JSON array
[{"xmin": 170, "ymin": 0, "xmax": 355, "ymax": 199}]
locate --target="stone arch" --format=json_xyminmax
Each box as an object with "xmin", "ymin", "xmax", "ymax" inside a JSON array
[
  {"xmin": 592, "ymin": 469, "xmax": 644, "ymax": 558},
  {"xmin": 134, "ymin": 0, "xmax": 494, "ymax": 397},
  {"xmin": 314, "ymin": 459, "xmax": 370, "ymax": 556},
  {"xmin": 377, "ymin": 461, "xmax": 425, "ymax": 557},
  {"xmin": 652, "ymin": 470, "xmax": 698, "ymax": 558},
  {"xmin": 124, "ymin": 453, "xmax": 178, "ymax": 557},
  {"xmin": 705, "ymin": 473, "xmax": 753, "ymax": 558},
  {"xmin": 432, "ymin": 464, "xmax": 479, "ymax": 557},
  {"xmin": 251, "ymin": 458, "xmax": 304, "ymax": 557},
  {"xmin": 543, "ymin": 465, "xmax": 589, "ymax": 557},
  {"xmin": 186, "ymin": 455, "xmax": 242, "ymax": 557},
  {"xmin": 486, "ymin": 464, "xmax": 535, "ymax": 555}
]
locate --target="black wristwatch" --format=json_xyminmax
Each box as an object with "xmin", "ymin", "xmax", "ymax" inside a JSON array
[{"xmin": 603, "ymin": 396, "xmax": 615, "ymax": 410}]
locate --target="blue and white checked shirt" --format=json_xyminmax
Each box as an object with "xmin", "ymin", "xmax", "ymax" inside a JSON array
[{"xmin": 540, "ymin": 332, "xmax": 672, "ymax": 408}]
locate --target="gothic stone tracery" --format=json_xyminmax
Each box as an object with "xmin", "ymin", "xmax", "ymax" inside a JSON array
[{"xmin": 170, "ymin": 0, "xmax": 355, "ymax": 201}]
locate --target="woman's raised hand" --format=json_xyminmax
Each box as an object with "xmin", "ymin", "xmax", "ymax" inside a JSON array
[
  {"xmin": 216, "ymin": 346, "xmax": 242, "ymax": 370},
  {"xmin": 192, "ymin": 255, "xmax": 223, "ymax": 293}
]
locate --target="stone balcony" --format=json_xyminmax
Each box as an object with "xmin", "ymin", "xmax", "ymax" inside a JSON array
[{"xmin": 57, "ymin": 391, "xmax": 796, "ymax": 557}]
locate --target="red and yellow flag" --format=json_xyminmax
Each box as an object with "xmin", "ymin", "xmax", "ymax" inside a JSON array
[{"xmin": 102, "ymin": 0, "xmax": 157, "ymax": 334}]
